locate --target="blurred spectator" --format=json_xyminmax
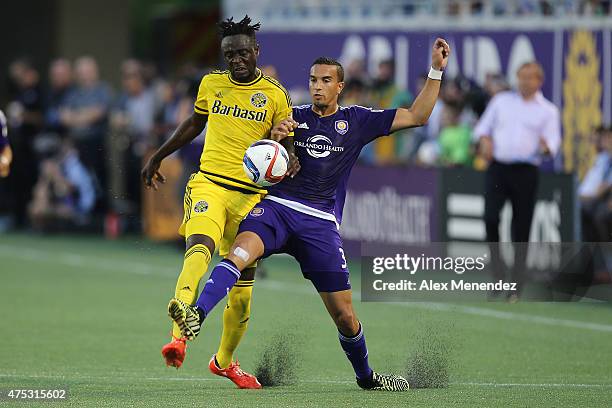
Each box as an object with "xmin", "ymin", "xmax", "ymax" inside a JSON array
[
  {"xmin": 344, "ymin": 58, "xmax": 369, "ymax": 83},
  {"xmin": 438, "ymin": 103, "xmax": 473, "ymax": 167},
  {"xmin": 483, "ymin": 72, "xmax": 511, "ymax": 99},
  {"xmin": 114, "ymin": 60, "xmax": 156, "ymax": 145},
  {"xmin": 371, "ymin": 59, "xmax": 412, "ymax": 109},
  {"xmin": 476, "ymin": 61, "xmax": 561, "ymax": 243},
  {"xmin": 243, "ymin": 0, "xmax": 612, "ymax": 20},
  {"xmin": 340, "ymin": 78, "xmax": 370, "ymax": 106},
  {"xmin": 28, "ymin": 134, "xmax": 96, "ymax": 232},
  {"xmin": 475, "ymin": 61, "xmax": 561, "ymax": 299},
  {"xmin": 365, "ymin": 59, "xmax": 413, "ymax": 164},
  {"xmin": 581, "ymin": 0, "xmax": 612, "ymax": 15},
  {"xmin": 470, "ymin": 1, "xmax": 485, "ymax": 14},
  {"xmin": 175, "ymin": 75, "xmax": 204, "ymax": 177},
  {"xmin": 45, "ymin": 58, "xmax": 74, "ymax": 135},
  {"xmin": 141, "ymin": 61, "xmax": 169, "ymax": 117},
  {"xmin": 579, "ymin": 126, "xmax": 612, "ymax": 242},
  {"xmin": 415, "ymin": 139, "xmax": 440, "ymax": 167},
  {"xmin": 447, "ymin": 0, "xmax": 463, "ymax": 15},
  {"xmin": 153, "ymin": 80, "xmax": 181, "ymax": 148},
  {"xmin": 109, "ymin": 59, "xmax": 156, "ymax": 223},
  {"xmin": 415, "ymin": 75, "xmax": 482, "ymax": 167},
  {"xmin": 60, "ymin": 56, "xmax": 112, "ymax": 202},
  {"xmin": 466, "ymin": 73, "xmax": 510, "ymax": 170},
  {"xmin": 427, "ymin": 77, "xmax": 479, "ymax": 144},
  {"xmin": 8, "ymin": 59, "xmax": 44, "ymax": 129},
  {"xmin": 6, "ymin": 58, "xmax": 44, "ymax": 227}
]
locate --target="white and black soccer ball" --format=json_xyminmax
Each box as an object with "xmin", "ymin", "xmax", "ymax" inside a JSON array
[{"xmin": 242, "ymin": 139, "xmax": 289, "ymax": 187}]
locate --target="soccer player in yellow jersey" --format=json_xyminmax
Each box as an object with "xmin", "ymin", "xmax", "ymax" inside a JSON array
[{"xmin": 141, "ymin": 16, "xmax": 294, "ymax": 388}]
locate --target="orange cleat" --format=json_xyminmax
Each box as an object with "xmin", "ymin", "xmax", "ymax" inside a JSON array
[
  {"xmin": 161, "ymin": 336, "xmax": 187, "ymax": 369},
  {"xmin": 208, "ymin": 354, "xmax": 262, "ymax": 389}
]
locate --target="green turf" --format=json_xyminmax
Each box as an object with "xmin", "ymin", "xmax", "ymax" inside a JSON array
[{"xmin": 1, "ymin": 233, "xmax": 612, "ymax": 407}]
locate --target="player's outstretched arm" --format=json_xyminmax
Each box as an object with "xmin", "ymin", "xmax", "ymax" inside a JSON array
[
  {"xmin": 390, "ymin": 38, "xmax": 450, "ymax": 133},
  {"xmin": 141, "ymin": 112, "xmax": 208, "ymax": 190}
]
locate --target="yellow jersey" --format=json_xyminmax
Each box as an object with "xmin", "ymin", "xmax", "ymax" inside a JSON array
[{"xmin": 194, "ymin": 69, "xmax": 292, "ymax": 193}]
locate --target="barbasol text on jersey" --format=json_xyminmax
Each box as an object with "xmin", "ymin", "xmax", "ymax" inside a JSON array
[{"xmin": 211, "ymin": 99, "xmax": 268, "ymax": 122}]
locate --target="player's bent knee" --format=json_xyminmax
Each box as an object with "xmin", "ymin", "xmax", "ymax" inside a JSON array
[
  {"xmin": 226, "ymin": 247, "xmax": 255, "ymax": 269},
  {"xmin": 233, "ymin": 246, "xmax": 251, "ymax": 263},
  {"xmin": 227, "ymin": 233, "xmax": 264, "ymax": 267}
]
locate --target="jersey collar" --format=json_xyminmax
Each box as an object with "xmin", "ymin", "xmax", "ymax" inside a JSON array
[
  {"xmin": 311, "ymin": 105, "xmax": 339, "ymax": 118},
  {"xmin": 228, "ymin": 68, "xmax": 263, "ymax": 86}
]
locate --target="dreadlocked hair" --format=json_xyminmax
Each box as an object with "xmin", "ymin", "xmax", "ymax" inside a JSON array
[{"xmin": 218, "ymin": 15, "xmax": 261, "ymax": 39}]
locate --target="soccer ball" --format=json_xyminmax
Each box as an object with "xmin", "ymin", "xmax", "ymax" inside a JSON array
[{"xmin": 242, "ymin": 139, "xmax": 289, "ymax": 187}]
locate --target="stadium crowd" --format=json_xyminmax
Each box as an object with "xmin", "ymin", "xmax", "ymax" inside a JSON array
[
  {"xmin": 1, "ymin": 55, "xmax": 610, "ymax": 242},
  {"xmin": 2, "ymin": 56, "xmax": 204, "ymax": 233},
  {"xmin": 229, "ymin": 0, "xmax": 612, "ymax": 21}
]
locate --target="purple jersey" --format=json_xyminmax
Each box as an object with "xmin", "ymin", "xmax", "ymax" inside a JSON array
[
  {"xmin": 0, "ymin": 110, "xmax": 7, "ymax": 150},
  {"xmin": 268, "ymin": 104, "xmax": 396, "ymax": 222}
]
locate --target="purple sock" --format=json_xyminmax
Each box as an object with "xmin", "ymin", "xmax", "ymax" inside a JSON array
[
  {"xmin": 338, "ymin": 322, "xmax": 372, "ymax": 380},
  {"xmin": 195, "ymin": 259, "xmax": 241, "ymax": 315}
]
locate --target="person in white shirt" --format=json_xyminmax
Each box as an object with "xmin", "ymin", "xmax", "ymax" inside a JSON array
[
  {"xmin": 579, "ymin": 126, "xmax": 612, "ymax": 242},
  {"xmin": 474, "ymin": 62, "xmax": 561, "ymax": 299}
]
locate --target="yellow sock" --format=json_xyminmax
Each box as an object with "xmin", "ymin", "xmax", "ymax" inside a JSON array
[
  {"xmin": 216, "ymin": 280, "xmax": 254, "ymax": 368},
  {"xmin": 171, "ymin": 243, "xmax": 211, "ymax": 339}
]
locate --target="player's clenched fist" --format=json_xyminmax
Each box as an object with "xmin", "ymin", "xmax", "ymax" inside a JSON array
[
  {"xmin": 432, "ymin": 38, "xmax": 451, "ymax": 71},
  {"xmin": 271, "ymin": 117, "xmax": 298, "ymax": 141}
]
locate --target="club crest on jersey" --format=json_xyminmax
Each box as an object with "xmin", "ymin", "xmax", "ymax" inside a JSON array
[
  {"xmin": 250, "ymin": 92, "xmax": 268, "ymax": 108},
  {"xmin": 194, "ymin": 200, "xmax": 208, "ymax": 213},
  {"xmin": 250, "ymin": 207, "xmax": 264, "ymax": 217},
  {"xmin": 335, "ymin": 120, "xmax": 349, "ymax": 135}
]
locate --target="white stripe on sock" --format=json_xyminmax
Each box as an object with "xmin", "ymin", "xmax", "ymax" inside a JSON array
[
  {"xmin": 218, "ymin": 263, "xmax": 241, "ymax": 279},
  {"xmin": 338, "ymin": 325, "xmax": 363, "ymax": 343}
]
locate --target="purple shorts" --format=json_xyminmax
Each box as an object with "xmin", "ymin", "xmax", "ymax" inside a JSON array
[{"xmin": 238, "ymin": 199, "xmax": 350, "ymax": 292}]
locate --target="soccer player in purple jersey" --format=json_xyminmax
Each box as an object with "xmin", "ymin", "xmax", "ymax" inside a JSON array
[
  {"xmin": 0, "ymin": 110, "xmax": 12, "ymax": 178},
  {"xmin": 169, "ymin": 38, "xmax": 450, "ymax": 390}
]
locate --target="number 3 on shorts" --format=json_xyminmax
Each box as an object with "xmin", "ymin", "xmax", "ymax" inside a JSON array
[{"xmin": 339, "ymin": 247, "xmax": 347, "ymax": 270}]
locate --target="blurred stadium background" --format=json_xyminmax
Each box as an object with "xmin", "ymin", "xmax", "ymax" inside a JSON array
[
  {"xmin": 1, "ymin": 1, "xmax": 611, "ymax": 406},
  {"xmin": 1, "ymin": 0, "xmax": 611, "ymax": 246}
]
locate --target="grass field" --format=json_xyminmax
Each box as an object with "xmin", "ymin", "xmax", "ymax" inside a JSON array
[{"xmin": 1, "ymin": 233, "xmax": 612, "ymax": 407}]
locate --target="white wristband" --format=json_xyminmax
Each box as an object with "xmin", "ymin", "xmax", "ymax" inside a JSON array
[{"xmin": 428, "ymin": 66, "xmax": 443, "ymax": 81}]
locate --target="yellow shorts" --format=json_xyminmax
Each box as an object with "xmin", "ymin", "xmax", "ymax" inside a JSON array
[{"xmin": 179, "ymin": 172, "xmax": 263, "ymax": 258}]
